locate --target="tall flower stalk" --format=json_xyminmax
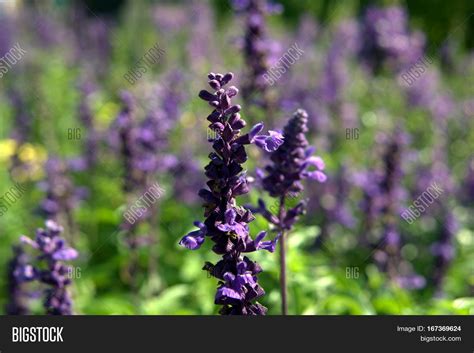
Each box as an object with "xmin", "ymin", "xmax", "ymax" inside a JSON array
[
  {"xmin": 20, "ymin": 220, "xmax": 78, "ymax": 315},
  {"xmin": 361, "ymin": 130, "xmax": 425, "ymax": 289},
  {"xmin": 234, "ymin": 0, "xmax": 281, "ymax": 120},
  {"xmin": 179, "ymin": 72, "xmax": 282, "ymax": 315},
  {"xmin": 39, "ymin": 157, "xmax": 85, "ymax": 246},
  {"xmin": 77, "ymin": 80, "xmax": 98, "ymax": 170},
  {"xmin": 257, "ymin": 109, "xmax": 326, "ymax": 314},
  {"xmin": 6, "ymin": 245, "xmax": 33, "ymax": 315},
  {"xmin": 113, "ymin": 91, "xmax": 144, "ymax": 300},
  {"xmin": 374, "ymin": 130, "xmax": 406, "ymax": 279},
  {"xmin": 359, "ymin": 6, "xmax": 424, "ymax": 73}
]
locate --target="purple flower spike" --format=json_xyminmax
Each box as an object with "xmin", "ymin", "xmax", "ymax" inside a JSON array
[
  {"xmin": 6, "ymin": 245, "xmax": 34, "ymax": 315},
  {"xmin": 262, "ymin": 109, "xmax": 323, "ymax": 197},
  {"xmin": 180, "ymin": 72, "xmax": 278, "ymax": 315},
  {"xmin": 20, "ymin": 220, "xmax": 78, "ymax": 315},
  {"xmin": 234, "ymin": 0, "xmax": 278, "ymax": 108},
  {"xmin": 258, "ymin": 108, "xmax": 326, "ymax": 314}
]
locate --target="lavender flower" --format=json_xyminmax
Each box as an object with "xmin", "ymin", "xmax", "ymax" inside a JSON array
[
  {"xmin": 170, "ymin": 152, "xmax": 205, "ymax": 204},
  {"xmin": 114, "ymin": 79, "xmax": 182, "ymax": 196},
  {"xmin": 159, "ymin": 70, "xmax": 186, "ymax": 123},
  {"xmin": 318, "ymin": 21, "xmax": 360, "ymax": 106},
  {"xmin": 187, "ymin": 1, "xmax": 217, "ymax": 73},
  {"xmin": 6, "ymin": 245, "xmax": 34, "ymax": 315},
  {"xmin": 356, "ymin": 169, "xmax": 385, "ymax": 246},
  {"xmin": 20, "ymin": 220, "xmax": 78, "ymax": 315},
  {"xmin": 262, "ymin": 109, "xmax": 326, "ymax": 200},
  {"xmin": 359, "ymin": 6, "xmax": 425, "ymax": 73},
  {"xmin": 77, "ymin": 80, "xmax": 98, "ymax": 169},
  {"xmin": 153, "ymin": 4, "xmax": 189, "ymax": 34},
  {"xmin": 112, "ymin": 82, "xmax": 183, "ymax": 298},
  {"xmin": 362, "ymin": 130, "xmax": 425, "ymax": 289},
  {"xmin": 258, "ymin": 109, "xmax": 326, "ymax": 314},
  {"xmin": 179, "ymin": 72, "xmax": 279, "ymax": 315},
  {"xmin": 311, "ymin": 164, "xmax": 355, "ymax": 249},
  {"xmin": 405, "ymin": 71, "xmax": 455, "ymax": 125},
  {"xmin": 29, "ymin": 10, "xmax": 63, "ymax": 48},
  {"xmin": 70, "ymin": 6, "xmax": 112, "ymax": 77},
  {"xmin": 115, "ymin": 91, "xmax": 138, "ymax": 193},
  {"xmin": 234, "ymin": 0, "xmax": 280, "ymax": 109},
  {"xmin": 38, "ymin": 157, "xmax": 86, "ymax": 246},
  {"xmin": 0, "ymin": 13, "xmax": 14, "ymax": 57},
  {"xmin": 373, "ymin": 131, "xmax": 406, "ymax": 274},
  {"xmin": 133, "ymin": 74, "xmax": 184, "ymax": 179},
  {"xmin": 39, "ymin": 158, "xmax": 85, "ymax": 227}
]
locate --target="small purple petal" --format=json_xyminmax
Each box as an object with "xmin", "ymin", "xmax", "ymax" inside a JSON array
[
  {"xmin": 224, "ymin": 208, "xmax": 236, "ymax": 225},
  {"xmin": 249, "ymin": 122, "xmax": 264, "ymax": 140},
  {"xmin": 179, "ymin": 224, "xmax": 207, "ymax": 250},
  {"xmin": 305, "ymin": 156, "xmax": 325, "ymax": 170},
  {"xmin": 53, "ymin": 248, "xmax": 78, "ymax": 261},
  {"xmin": 304, "ymin": 170, "xmax": 327, "ymax": 182},
  {"xmin": 305, "ymin": 146, "xmax": 316, "ymax": 158},
  {"xmin": 20, "ymin": 235, "xmax": 38, "ymax": 249},
  {"xmin": 216, "ymin": 286, "xmax": 241, "ymax": 300}
]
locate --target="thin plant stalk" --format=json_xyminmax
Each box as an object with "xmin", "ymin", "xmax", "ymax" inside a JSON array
[{"xmin": 278, "ymin": 196, "xmax": 287, "ymax": 315}]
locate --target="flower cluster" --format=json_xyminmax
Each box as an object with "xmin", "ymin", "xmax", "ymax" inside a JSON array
[
  {"xmin": 179, "ymin": 72, "xmax": 281, "ymax": 315},
  {"xmin": 233, "ymin": 0, "xmax": 281, "ymax": 106},
  {"xmin": 77, "ymin": 80, "xmax": 98, "ymax": 169},
  {"xmin": 318, "ymin": 21, "xmax": 360, "ymax": 106},
  {"xmin": 39, "ymin": 157, "xmax": 86, "ymax": 225},
  {"xmin": 361, "ymin": 130, "xmax": 425, "ymax": 289},
  {"xmin": 115, "ymin": 90, "xmax": 138, "ymax": 193},
  {"xmin": 187, "ymin": 2, "xmax": 216, "ymax": 73},
  {"xmin": 133, "ymin": 95, "xmax": 178, "ymax": 178},
  {"xmin": 374, "ymin": 131, "xmax": 406, "ymax": 268},
  {"xmin": 169, "ymin": 152, "xmax": 204, "ymax": 204},
  {"xmin": 257, "ymin": 109, "xmax": 326, "ymax": 231},
  {"xmin": 359, "ymin": 6, "xmax": 425, "ymax": 72},
  {"xmin": 262, "ymin": 109, "xmax": 326, "ymax": 196},
  {"xmin": 256, "ymin": 109, "xmax": 326, "ymax": 314},
  {"xmin": 311, "ymin": 164, "xmax": 355, "ymax": 248},
  {"xmin": 20, "ymin": 220, "xmax": 78, "ymax": 315},
  {"xmin": 114, "ymin": 76, "xmax": 183, "ymax": 195},
  {"xmin": 71, "ymin": 7, "xmax": 112, "ymax": 77}
]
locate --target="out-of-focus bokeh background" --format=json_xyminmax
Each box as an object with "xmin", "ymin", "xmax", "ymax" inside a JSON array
[{"xmin": 0, "ymin": 0, "xmax": 473, "ymax": 315}]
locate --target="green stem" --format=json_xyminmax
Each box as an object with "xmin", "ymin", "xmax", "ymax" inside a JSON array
[{"xmin": 278, "ymin": 196, "xmax": 287, "ymax": 315}]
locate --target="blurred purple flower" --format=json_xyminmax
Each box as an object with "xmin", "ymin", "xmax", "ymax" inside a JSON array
[
  {"xmin": 359, "ymin": 6, "xmax": 425, "ymax": 72},
  {"xmin": 6, "ymin": 245, "xmax": 33, "ymax": 315},
  {"xmin": 21, "ymin": 220, "xmax": 78, "ymax": 315}
]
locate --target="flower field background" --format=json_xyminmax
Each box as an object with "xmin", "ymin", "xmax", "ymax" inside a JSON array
[{"xmin": 0, "ymin": 0, "xmax": 474, "ymax": 315}]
